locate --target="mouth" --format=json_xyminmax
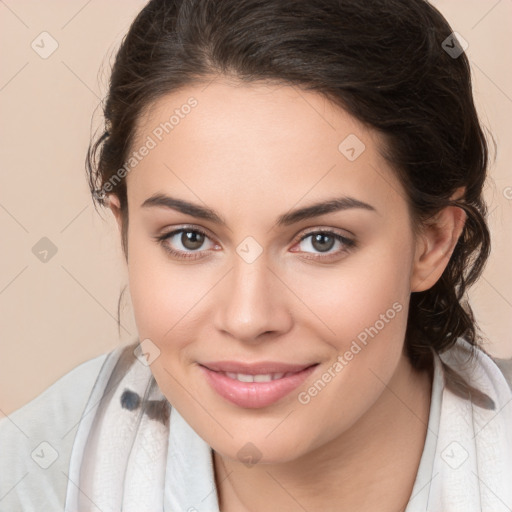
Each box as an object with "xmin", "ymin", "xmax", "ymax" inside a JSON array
[{"xmin": 198, "ymin": 361, "xmax": 319, "ymax": 408}]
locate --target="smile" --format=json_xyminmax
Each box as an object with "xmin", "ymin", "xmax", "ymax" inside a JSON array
[{"xmin": 198, "ymin": 363, "xmax": 319, "ymax": 408}]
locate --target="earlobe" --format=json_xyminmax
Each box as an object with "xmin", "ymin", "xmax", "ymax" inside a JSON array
[{"xmin": 410, "ymin": 202, "xmax": 467, "ymax": 293}]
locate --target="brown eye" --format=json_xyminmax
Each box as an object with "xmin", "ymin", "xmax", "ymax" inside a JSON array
[
  {"xmin": 292, "ymin": 230, "xmax": 356, "ymax": 261},
  {"xmin": 155, "ymin": 226, "xmax": 215, "ymax": 261},
  {"xmin": 181, "ymin": 230, "xmax": 205, "ymax": 250},
  {"xmin": 310, "ymin": 233, "xmax": 336, "ymax": 252}
]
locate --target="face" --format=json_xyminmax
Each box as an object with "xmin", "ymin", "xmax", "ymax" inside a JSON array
[{"xmin": 110, "ymin": 79, "xmax": 430, "ymax": 464}]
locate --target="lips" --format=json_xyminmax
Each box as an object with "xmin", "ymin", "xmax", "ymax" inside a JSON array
[{"xmin": 198, "ymin": 361, "xmax": 320, "ymax": 408}]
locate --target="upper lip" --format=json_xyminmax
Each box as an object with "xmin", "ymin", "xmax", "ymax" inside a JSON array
[{"xmin": 199, "ymin": 361, "xmax": 318, "ymax": 374}]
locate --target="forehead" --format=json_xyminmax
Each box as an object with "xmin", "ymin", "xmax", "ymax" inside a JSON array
[{"xmin": 127, "ymin": 79, "xmax": 406, "ymax": 221}]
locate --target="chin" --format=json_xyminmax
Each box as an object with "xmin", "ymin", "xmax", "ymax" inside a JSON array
[{"xmin": 211, "ymin": 432, "xmax": 315, "ymax": 468}]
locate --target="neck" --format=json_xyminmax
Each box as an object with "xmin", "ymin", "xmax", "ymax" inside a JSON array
[{"xmin": 213, "ymin": 354, "xmax": 433, "ymax": 512}]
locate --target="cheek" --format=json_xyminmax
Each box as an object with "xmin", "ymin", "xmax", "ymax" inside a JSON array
[
  {"xmin": 126, "ymin": 226, "xmax": 208, "ymax": 344},
  {"xmin": 297, "ymin": 236, "xmax": 414, "ymax": 352}
]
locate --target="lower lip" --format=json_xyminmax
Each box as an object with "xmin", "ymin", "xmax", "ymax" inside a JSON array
[{"xmin": 199, "ymin": 364, "xmax": 318, "ymax": 409}]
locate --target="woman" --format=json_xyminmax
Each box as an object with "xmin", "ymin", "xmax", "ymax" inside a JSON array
[{"xmin": 1, "ymin": 0, "xmax": 511, "ymax": 511}]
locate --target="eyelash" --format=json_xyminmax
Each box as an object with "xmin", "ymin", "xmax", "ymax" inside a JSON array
[{"xmin": 154, "ymin": 225, "xmax": 356, "ymax": 262}]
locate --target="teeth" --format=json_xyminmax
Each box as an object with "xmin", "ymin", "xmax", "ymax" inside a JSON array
[
  {"xmin": 237, "ymin": 373, "xmax": 255, "ymax": 382},
  {"xmin": 224, "ymin": 372, "xmax": 286, "ymax": 382}
]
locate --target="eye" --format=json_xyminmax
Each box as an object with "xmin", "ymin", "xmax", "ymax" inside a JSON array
[
  {"xmin": 291, "ymin": 229, "xmax": 356, "ymax": 260},
  {"xmin": 154, "ymin": 226, "xmax": 217, "ymax": 260}
]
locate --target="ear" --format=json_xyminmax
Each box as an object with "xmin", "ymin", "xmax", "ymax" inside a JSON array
[
  {"xmin": 410, "ymin": 187, "xmax": 467, "ymax": 293},
  {"xmin": 107, "ymin": 194, "xmax": 123, "ymax": 234}
]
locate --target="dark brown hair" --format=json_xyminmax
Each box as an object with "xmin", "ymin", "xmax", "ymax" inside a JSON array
[{"xmin": 86, "ymin": 0, "xmax": 491, "ymax": 371}]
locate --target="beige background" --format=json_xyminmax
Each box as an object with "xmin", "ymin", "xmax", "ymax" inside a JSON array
[{"xmin": 0, "ymin": 0, "xmax": 511, "ymax": 416}]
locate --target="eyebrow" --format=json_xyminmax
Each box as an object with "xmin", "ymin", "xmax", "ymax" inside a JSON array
[{"xmin": 141, "ymin": 193, "xmax": 377, "ymax": 227}]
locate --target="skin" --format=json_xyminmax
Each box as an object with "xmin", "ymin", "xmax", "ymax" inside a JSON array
[{"xmin": 108, "ymin": 78, "xmax": 466, "ymax": 511}]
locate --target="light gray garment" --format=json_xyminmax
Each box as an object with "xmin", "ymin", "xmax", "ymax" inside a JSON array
[
  {"xmin": 494, "ymin": 357, "xmax": 512, "ymax": 387},
  {"xmin": 0, "ymin": 353, "xmax": 108, "ymax": 511},
  {"xmin": 1, "ymin": 347, "xmax": 511, "ymax": 512}
]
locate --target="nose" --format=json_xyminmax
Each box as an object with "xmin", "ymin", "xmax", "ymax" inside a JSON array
[{"xmin": 213, "ymin": 255, "xmax": 293, "ymax": 343}]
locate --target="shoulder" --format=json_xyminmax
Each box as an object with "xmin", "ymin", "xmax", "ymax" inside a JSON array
[
  {"xmin": 492, "ymin": 356, "xmax": 512, "ymax": 390},
  {"xmin": 439, "ymin": 337, "xmax": 512, "ymax": 403},
  {"xmin": 0, "ymin": 350, "xmax": 111, "ymax": 512}
]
